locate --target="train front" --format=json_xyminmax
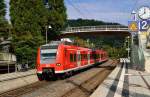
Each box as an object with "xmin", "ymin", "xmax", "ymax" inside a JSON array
[{"xmin": 36, "ymin": 41, "xmax": 63, "ymax": 80}]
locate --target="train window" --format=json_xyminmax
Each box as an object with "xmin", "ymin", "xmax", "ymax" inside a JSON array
[
  {"xmin": 82, "ymin": 54, "xmax": 84, "ymax": 60},
  {"xmin": 82, "ymin": 54, "xmax": 86, "ymax": 60},
  {"xmin": 98, "ymin": 54, "xmax": 100, "ymax": 58},
  {"xmin": 102, "ymin": 54, "xmax": 103, "ymax": 58},
  {"xmin": 74, "ymin": 54, "xmax": 77, "ymax": 62},
  {"xmin": 70, "ymin": 54, "xmax": 74, "ymax": 62},
  {"xmin": 84, "ymin": 54, "xmax": 87, "ymax": 59},
  {"xmin": 90, "ymin": 54, "xmax": 93, "ymax": 59},
  {"xmin": 81, "ymin": 54, "xmax": 83, "ymax": 60}
]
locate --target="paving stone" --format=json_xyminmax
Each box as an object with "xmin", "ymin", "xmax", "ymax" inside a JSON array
[{"xmin": 90, "ymin": 62, "xmax": 150, "ymax": 97}]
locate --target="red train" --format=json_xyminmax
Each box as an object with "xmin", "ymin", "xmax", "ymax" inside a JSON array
[{"xmin": 36, "ymin": 41, "xmax": 108, "ymax": 80}]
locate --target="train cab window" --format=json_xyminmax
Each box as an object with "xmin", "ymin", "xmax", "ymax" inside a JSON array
[{"xmin": 41, "ymin": 53, "xmax": 56, "ymax": 59}]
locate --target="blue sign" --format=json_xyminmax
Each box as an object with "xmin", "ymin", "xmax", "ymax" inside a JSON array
[{"xmin": 139, "ymin": 20, "xmax": 150, "ymax": 31}]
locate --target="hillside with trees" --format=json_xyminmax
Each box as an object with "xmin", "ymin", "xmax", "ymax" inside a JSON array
[{"xmin": 66, "ymin": 19, "xmax": 122, "ymax": 27}]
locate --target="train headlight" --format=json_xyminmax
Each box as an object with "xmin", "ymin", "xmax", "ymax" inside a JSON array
[
  {"xmin": 37, "ymin": 64, "xmax": 40, "ymax": 67},
  {"xmin": 56, "ymin": 63, "xmax": 61, "ymax": 66}
]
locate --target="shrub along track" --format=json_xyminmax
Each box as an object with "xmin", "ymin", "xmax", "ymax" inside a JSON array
[{"xmin": 0, "ymin": 60, "xmax": 117, "ymax": 97}]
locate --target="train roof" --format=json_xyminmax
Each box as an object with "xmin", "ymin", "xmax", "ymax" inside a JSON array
[{"xmin": 40, "ymin": 41, "xmax": 105, "ymax": 52}]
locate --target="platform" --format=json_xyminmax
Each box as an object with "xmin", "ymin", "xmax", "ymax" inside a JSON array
[
  {"xmin": 90, "ymin": 59, "xmax": 150, "ymax": 97},
  {"xmin": 0, "ymin": 69, "xmax": 37, "ymax": 93},
  {"xmin": 0, "ymin": 69, "xmax": 36, "ymax": 82}
]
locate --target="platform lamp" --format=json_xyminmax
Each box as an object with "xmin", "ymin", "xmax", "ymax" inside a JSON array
[
  {"xmin": 131, "ymin": 10, "xmax": 137, "ymax": 21},
  {"xmin": 131, "ymin": 10, "xmax": 137, "ymax": 45},
  {"xmin": 46, "ymin": 25, "xmax": 52, "ymax": 44}
]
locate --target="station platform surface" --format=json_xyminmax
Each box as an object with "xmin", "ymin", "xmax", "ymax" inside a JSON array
[
  {"xmin": 0, "ymin": 69, "xmax": 36, "ymax": 82},
  {"xmin": 0, "ymin": 69, "xmax": 37, "ymax": 93},
  {"xmin": 90, "ymin": 61, "xmax": 150, "ymax": 97}
]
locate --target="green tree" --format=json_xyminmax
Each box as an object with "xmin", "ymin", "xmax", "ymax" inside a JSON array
[
  {"xmin": 46, "ymin": 0, "xmax": 67, "ymax": 40},
  {"xmin": 10, "ymin": 0, "xmax": 48, "ymax": 65},
  {"xmin": 10, "ymin": 0, "xmax": 67, "ymax": 66},
  {"xmin": 66, "ymin": 19, "xmax": 122, "ymax": 27},
  {"xmin": 0, "ymin": 0, "xmax": 9, "ymax": 38}
]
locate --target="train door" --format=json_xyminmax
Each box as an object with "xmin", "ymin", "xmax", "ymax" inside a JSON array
[
  {"xmin": 69, "ymin": 51, "xmax": 77, "ymax": 69},
  {"xmin": 77, "ymin": 51, "xmax": 81, "ymax": 67}
]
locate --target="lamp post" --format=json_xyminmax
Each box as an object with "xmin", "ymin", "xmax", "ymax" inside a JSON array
[
  {"xmin": 126, "ymin": 36, "xmax": 130, "ymax": 59},
  {"xmin": 46, "ymin": 25, "xmax": 52, "ymax": 44},
  {"xmin": 130, "ymin": 10, "xmax": 137, "ymax": 64}
]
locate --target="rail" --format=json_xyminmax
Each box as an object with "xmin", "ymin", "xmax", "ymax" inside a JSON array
[{"xmin": 62, "ymin": 25, "xmax": 129, "ymax": 33}]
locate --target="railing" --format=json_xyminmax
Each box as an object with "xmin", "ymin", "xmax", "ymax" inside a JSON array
[{"xmin": 62, "ymin": 25, "xmax": 129, "ymax": 33}]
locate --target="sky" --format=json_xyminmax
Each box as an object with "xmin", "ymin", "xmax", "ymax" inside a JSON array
[
  {"xmin": 64, "ymin": 0, "xmax": 150, "ymax": 25},
  {"xmin": 5, "ymin": 0, "xmax": 150, "ymax": 26}
]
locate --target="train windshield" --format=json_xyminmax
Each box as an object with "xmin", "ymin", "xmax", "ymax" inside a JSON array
[
  {"xmin": 40, "ymin": 48, "xmax": 57, "ymax": 64},
  {"xmin": 41, "ymin": 53, "xmax": 56, "ymax": 59}
]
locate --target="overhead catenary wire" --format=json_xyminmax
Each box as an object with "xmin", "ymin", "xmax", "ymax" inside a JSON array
[
  {"xmin": 72, "ymin": 1, "xmax": 95, "ymax": 19},
  {"xmin": 66, "ymin": 0, "xmax": 87, "ymax": 19}
]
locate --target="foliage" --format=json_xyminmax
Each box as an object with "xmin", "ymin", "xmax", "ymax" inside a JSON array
[
  {"xmin": 0, "ymin": 0, "xmax": 5, "ymax": 17},
  {"xmin": 10, "ymin": 0, "xmax": 48, "ymax": 64},
  {"xmin": 73, "ymin": 37, "xmax": 95, "ymax": 48},
  {"xmin": 46, "ymin": 0, "xmax": 67, "ymax": 40},
  {"xmin": 10, "ymin": 0, "xmax": 67, "ymax": 65},
  {"xmin": 66, "ymin": 19, "xmax": 122, "ymax": 27},
  {"xmin": 0, "ymin": 0, "xmax": 9, "ymax": 39},
  {"xmin": 89, "ymin": 36, "xmax": 128, "ymax": 59},
  {"xmin": 72, "ymin": 36, "xmax": 128, "ymax": 59}
]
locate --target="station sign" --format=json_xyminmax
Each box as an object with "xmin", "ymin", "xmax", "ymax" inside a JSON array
[
  {"xmin": 139, "ymin": 20, "xmax": 150, "ymax": 31},
  {"xmin": 128, "ymin": 21, "xmax": 138, "ymax": 32}
]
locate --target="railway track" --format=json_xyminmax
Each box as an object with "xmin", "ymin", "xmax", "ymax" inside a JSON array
[
  {"xmin": 0, "ymin": 81, "xmax": 51, "ymax": 97},
  {"xmin": 0, "ymin": 60, "xmax": 117, "ymax": 97},
  {"xmin": 61, "ymin": 61, "xmax": 116, "ymax": 97}
]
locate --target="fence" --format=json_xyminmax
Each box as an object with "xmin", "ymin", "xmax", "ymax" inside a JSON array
[
  {"xmin": 62, "ymin": 25, "xmax": 129, "ymax": 33},
  {"xmin": 0, "ymin": 52, "xmax": 17, "ymax": 73}
]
